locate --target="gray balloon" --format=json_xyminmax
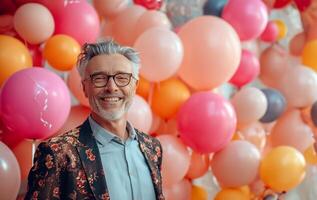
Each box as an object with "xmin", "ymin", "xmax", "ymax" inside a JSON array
[
  {"xmin": 310, "ymin": 101, "xmax": 317, "ymax": 126},
  {"xmin": 260, "ymin": 88, "xmax": 286, "ymax": 123}
]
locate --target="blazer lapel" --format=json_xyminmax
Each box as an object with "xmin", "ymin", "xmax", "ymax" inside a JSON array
[{"xmin": 76, "ymin": 119, "xmax": 110, "ymax": 200}]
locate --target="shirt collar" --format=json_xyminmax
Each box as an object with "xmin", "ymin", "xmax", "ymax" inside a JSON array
[{"xmin": 88, "ymin": 116, "xmax": 137, "ymax": 145}]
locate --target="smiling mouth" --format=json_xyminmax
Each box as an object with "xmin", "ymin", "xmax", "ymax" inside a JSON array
[{"xmin": 100, "ymin": 97, "xmax": 123, "ymax": 103}]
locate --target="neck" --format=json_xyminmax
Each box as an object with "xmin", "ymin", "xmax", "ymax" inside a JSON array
[{"xmin": 91, "ymin": 113, "xmax": 128, "ymax": 140}]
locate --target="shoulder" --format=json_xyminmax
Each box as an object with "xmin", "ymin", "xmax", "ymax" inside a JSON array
[{"xmin": 135, "ymin": 129, "xmax": 162, "ymax": 152}]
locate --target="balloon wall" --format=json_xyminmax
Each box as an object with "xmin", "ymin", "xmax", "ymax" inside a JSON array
[{"xmin": 1, "ymin": 0, "xmax": 317, "ymax": 199}]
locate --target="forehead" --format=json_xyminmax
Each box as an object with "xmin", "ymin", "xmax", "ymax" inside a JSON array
[{"xmin": 85, "ymin": 54, "xmax": 133, "ymax": 75}]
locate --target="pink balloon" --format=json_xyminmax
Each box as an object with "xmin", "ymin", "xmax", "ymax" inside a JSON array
[
  {"xmin": 229, "ymin": 49, "xmax": 260, "ymax": 88},
  {"xmin": 0, "ymin": 68, "xmax": 71, "ymax": 140},
  {"xmin": 222, "ymin": 0, "xmax": 268, "ymax": 41},
  {"xmin": 157, "ymin": 135, "xmax": 190, "ymax": 187},
  {"xmin": 178, "ymin": 92, "xmax": 237, "ymax": 153},
  {"xmin": 127, "ymin": 95, "xmax": 152, "ymax": 133},
  {"xmin": 93, "ymin": 0, "xmax": 129, "ymax": 19},
  {"xmin": 211, "ymin": 140, "xmax": 261, "ymax": 187},
  {"xmin": 163, "ymin": 179, "xmax": 192, "ymax": 200},
  {"xmin": 67, "ymin": 67, "xmax": 90, "ymax": 107},
  {"xmin": 0, "ymin": 142, "xmax": 21, "ymax": 200},
  {"xmin": 54, "ymin": 1, "xmax": 100, "ymax": 45},
  {"xmin": 178, "ymin": 16, "xmax": 241, "ymax": 90},
  {"xmin": 134, "ymin": 27, "xmax": 183, "ymax": 82},
  {"xmin": 260, "ymin": 21, "xmax": 279, "ymax": 42}
]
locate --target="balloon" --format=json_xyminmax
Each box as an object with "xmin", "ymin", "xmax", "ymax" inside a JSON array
[
  {"xmin": 260, "ymin": 146, "xmax": 306, "ymax": 192},
  {"xmin": 134, "ymin": 27, "xmax": 183, "ymax": 82},
  {"xmin": 127, "ymin": 95, "xmax": 152, "ymax": 133},
  {"xmin": 151, "ymin": 78, "xmax": 190, "ymax": 119},
  {"xmin": 186, "ymin": 150, "xmax": 210, "ymax": 179},
  {"xmin": 215, "ymin": 188, "xmax": 249, "ymax": 200},
  {"xmin": 279, "ymin": 65, "xmax": 317, "ymax": 108},
  {"xmin": 273, "ymin": 0, "xmax": 292, "ymax": 8},
  {"xmin": 28, "ymin": 44, "xmax": 44, "ymax": 67},
  {"xmin": 0, "ymin": 68, "xmax": 71, "ymax": 140},
  {"xmin": 0, "ymin": 35, "xmax": 32, "ymax": 86},
  {"xmin": 304, "ymin": 144, "xmax": 317, "ymax": 164},
  {"xmin": 270, "ymin": 109, "xmax": 314, "ymax": 152},
  {"xmin": 260, "ymin": 88, "xmax": 286, "ymax": 123},
  {"xmin": 211, "ymin": 140, "xmax": 261, "ymax": 187},
  {"xmin": 178, "ymin": 92, "xmax": 237, "ymax": 153},
  {"xmin": 67, "ymin": 67, "xmax": 89, "ymax": 107},
  {"xmin": 149, "ymin": 113, "xmax": 162, "ymax": 134},
  {"xmin": 302, "ymin": 40, "xmax": 317, "ymax": 71},
  {"xmin": 294, "ymin": 0, "xmax": 312, "ymax": 12},
  {"xmin": 191, "ymin": 185, "xmax": 208, "ymax": 200},
  {"xmin": 54, "ymin": 1, "xmax": 100, "ymax": 45},
  {"xmin": 43, "ymin": 34, "xmax": 80, "ymax": 71},
  {"xmin": 93, "ymin": 0, "xmax": 129, "ymax": 18},
  {"xmin": 260, "ymin": 21, "xmax": 279, "ymax": 42},
  {"xmin": 133, "ymin": 0, "xmax": 164, "ymax": 10},
  {"xmin": 238, "ymin": 122, "xmax": 266, "ymax": 151},
  {"xmin": 163, "ymin": 179, "xmax": 192, "ymax": 200},
  {"xmin": 0, "ymin": 0, "xmax": 17, "ymax": 14},
  {"xmin": 157, "ymin": 135, "xmax": 190, "ymax": 187},
  {"xmin": 229, "ymin": 49, "xmax": 260, "ymax": 88},
  {"xmin": 112, "ymin": 5, "xmax": 146, "ymax": 46},
  {"xmin": 0, "ymin": 142, "xmax": 21, "ymax": 200},
  {"xmin": 289, "ymin": 32, "xmax": 306, "ymax": 56},
  {"xmin": 203, "ymin": 0, "xmax": 228, "ymax": 17},
  {"xmin": 222, "ymin": 0, "xmax": 268, "ymax": 41},
  {"xmin": 231, "ymin": 87, "xmax": 268, "ymax": 127},
  {"xmin": 311, "ymin": 100, "xmax": 317, "ymax": 126},
  {"xmin": 13, "ymin": 3, "xmax": 54, "ymax": 44},
  {"xmin": 0, "ymin": 14, "xmax": 19, "ymax": 37},
  {"xmin": 178, "ymin": 16, "xmax": 241, "ymax": 90},
  {"xmin": 155, "ymin": 117, "xmax": 179, "ymax": 137},
  {"xmin": 54, "ymin": 105, "xmax": 91, "ymax": 136},
  {"xmin": 273, "ymin": 19, "xmax": 287, "ymax": 40},
  {"xmin": 259, "ymin": 44, "xmax": 289, "ymax": 88},
  {"xmin": 136, "ymin": 76, "xmax": 151, "ymax": 101}
]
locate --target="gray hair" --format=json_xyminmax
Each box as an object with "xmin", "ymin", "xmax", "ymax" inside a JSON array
[{"xmin": 77, "ymin": 39, "xmax": 140, "ymax": 79}]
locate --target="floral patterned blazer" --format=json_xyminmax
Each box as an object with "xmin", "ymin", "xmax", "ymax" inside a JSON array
[{"xmin": 24, "ymin": 119, "xmax": 164, "ymax": 200}]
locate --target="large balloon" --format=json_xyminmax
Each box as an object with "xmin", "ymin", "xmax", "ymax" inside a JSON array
[
  {"xmin": 260, "ymin": 88, "xmax": 286, "ymax": 123},
  {"xmin": 178, "ymin": 16, "xmax": 241, "ymax": 90},
  {"xmin": 0, "ymin": 68, "xmax": 71, "ymax": 139},
  {"xmin": 0, "ymin": 35, "xmax": 32, "ymax": 86},
  {"xmin": 260, "ymin": 146, "xmax": 306, "ymax": 192},
  {"xmin": 0, "ymin": 142, "xmax": 21, "ymax": 200},
  {"xmin": 222, "ymin": 0, "xmax": 268, "ymax": 41},
  {"xmin": 178, "ymin": 92, "xmax": 236, "ymax": 153}
]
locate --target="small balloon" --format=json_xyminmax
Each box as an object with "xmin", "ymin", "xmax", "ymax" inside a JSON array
[
  {"xmin": 133, "ymin": 0, "xmax": 163, "ymax": 10},
  {"xmin": 203, "ymin": 0, "xmax": 228, "ymax": 17},
  {"xmin": 260, "ymin": 88, "xmax": 286, "ymax": 123}
]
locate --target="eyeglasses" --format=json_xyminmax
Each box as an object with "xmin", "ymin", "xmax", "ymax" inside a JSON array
[{"xmin": 85, "ymin": 72, "xmax": 136, "ymax": 88}]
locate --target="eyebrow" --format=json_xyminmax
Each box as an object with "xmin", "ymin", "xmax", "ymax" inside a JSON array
[{"xmin": 90, "ymin": 70, "xmax": 129, "ymax": 76}]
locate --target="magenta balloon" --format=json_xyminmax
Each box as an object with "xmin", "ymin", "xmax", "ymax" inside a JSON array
[
  {"xmin": 54, "ymin": 1, "xmax": 100, "ymax": 45},
  {"xmin": 222, "ymin": 0, "xmax": 268, "ymax": 41},
  {"xmin": 0, "ymin": 68, "xmax": 71, "ymax": 139},
  {"xmin": 0, "ymin": 142, "xmax": 21, "ymax": 200},
  {"xmin": 177, "ymin": 92, "xmax": 237, "ymax": 153},
  {"xmin": 229, "ymin": 49, "xmax": 260, "ymax": 88}
]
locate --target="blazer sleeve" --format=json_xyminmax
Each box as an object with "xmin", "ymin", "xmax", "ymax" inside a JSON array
[{"xmin": 24, "ymin": 142, "xmax": 63, "ymax": 200}]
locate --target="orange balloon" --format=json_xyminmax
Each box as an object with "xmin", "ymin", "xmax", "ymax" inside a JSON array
[
  {"xmin": 152, "ymin": 78, "xmax": 190, "ymax": 119},
  {"xmin": 0, "ymin": 35, "xmax": 32, "ymax": 86},
  {"xmin": 304, "ymin": 144, "xmax": 317, "ymax": 164},
  {"xmin": 191, "ymin": 185, "xmax": 208, "ymax": 200},
  {"xmin": 155, "ymin": 117, "xmax": 179, "ymax": 137},
  {"xmin": 67, "ymin": 67, "xmax": 90, "ymax": 107},
  {"xmin": 186, "ymin": 150, "xmax": 210, "ymax": 179},
  {"xmin": 43, "ymin": 34, "xmax": 80, "ymax": 71},
  {"xmin": 302, "ymin": 39, "xmax": 317, "ymax": 72},
  {"xmin": 215, "ymin": 188, "xmax": 249, "ymax": 200},
  {"xmin": 273, "ymin": 19, "xmax": 287, "ymax": 40},
  {"xmin": 289, "ymin": 32, "xmax": 306, "ymax": 56},
  {"xmin": 136, "ymin": 76, "xmax": 151, "ymax": 101},
  {"xmin": 260, "ymin": 146, "xmax": 306, "ymax": 192}
]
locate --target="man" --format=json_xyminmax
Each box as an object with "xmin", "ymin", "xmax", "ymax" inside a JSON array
[{"xmin": 25, "ymin": 39, "xmax": 164, "ymax": 200}]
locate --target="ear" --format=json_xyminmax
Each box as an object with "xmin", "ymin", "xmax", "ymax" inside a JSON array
[{"xmin": 81, "ymin": 81, "xmax": 88, "ymax": 98}]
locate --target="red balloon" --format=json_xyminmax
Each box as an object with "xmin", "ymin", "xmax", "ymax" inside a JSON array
[
  {"xmin": 273, "ymin": 0, "xmax": 292, "ymax": 8},
  {"xmin": 294, "ymin": 0, "xmax": 312, "ymax": 12},
  {"xmin": 28, "ymin": 44, "xmax": 44, "ymax": 67},
  {"xmin": 133, "ymin": 0, "xmax": 163, "ymax": 10}
]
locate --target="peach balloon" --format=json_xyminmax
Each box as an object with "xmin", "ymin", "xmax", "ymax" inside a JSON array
[
  {"xmin": 43, "ymin": 34, "xmax": 80, "ymax": 71},
  {"xmin": 259, "ymin": 44, "xmax": 289, "ymax": 88},
  {"xmin": 178, "ymin": 16, "xmax": 241, "ymax": 90},
  {"xmin": 134, "ymin": 27, "xmax": 183, "ymax": 82},
  {"xmin": 279, "ymin": 65, "xmax": 317, "ymax": 108},
  {"xmin": 163, "ymin": 179, "xmax": 192, "ymax": 200},
  {"xmin": 157, "ymin": 135, "xmax": 190, "ymax": 187},
  {"xmin": 134, "ymin": 10, "xmax": 172, "ymax": 42},
  {"xmin": 112, "ymin": 5, "xmax": 146, "ymax": 46},
  {"xmin": 289, "ymin": 32, "xmax": 306, "ymax": 56},
  {"xmin": 14, "ymin": 3, "xmax": 54, "ymax": 44},
  {"xmin": 151, "ymin": 78, "xmax": 190, "ymax": 119},
  {"xmin": 93, "ymin": 0, "xmax": 129, "ymax": 19},
  {"xmin": 211, "ymin": 140, "xmax": 261, "ymax": 187},
  {"xmin": 270, "ymin": 109, "xmax": 314, "ymax": 152},
  {"xmin": 0, "ymin": 35, "xmax": 32, "ymax": 86},
  {"xmin": 155, "ymin": 117, "xmax": 179, "ymax": 137},
  {"xmin": 231, "ymin": 87, "xmax": 268, "ymax": 127},
  {"xmin": 215, "ymin": 188, "xmax": 249, "ymax": 200},
  {"xmin": 67, "ymin": 67, "xmax": 90, "ymax": 107},
  {"xmin": 239, "ymin": 122, "xmax": 267, "ymax": 151},
  {"xmin": 127, "ymin": 95, "xmax": 152, "ymax": 133},
  {"xmin": 149, "ymin": 113, "xmax": 162, "ymax": 134},
  {"xmin": 186, "ymin": 150, "xmax": 210, "ymax": 179}
]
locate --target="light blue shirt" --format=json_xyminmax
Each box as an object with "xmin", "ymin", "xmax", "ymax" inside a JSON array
[{"xmin": 88, "ymin": 116, "xmax": 156, "ymax": 200}]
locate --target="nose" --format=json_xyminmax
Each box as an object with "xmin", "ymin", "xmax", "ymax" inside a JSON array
[{"xmin": 104, "ymin": 76, "xmax": 118, "ymax": 92}]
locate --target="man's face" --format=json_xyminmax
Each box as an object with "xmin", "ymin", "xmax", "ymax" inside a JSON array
[{"xmin": 82, "ymin": 54, "xmax": 137, "ymax": 121}]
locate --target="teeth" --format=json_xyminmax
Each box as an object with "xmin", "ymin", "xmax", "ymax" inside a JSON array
[{"xmin": 102, "ymin": 97, "xmax": 120, "ymax": 102}]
